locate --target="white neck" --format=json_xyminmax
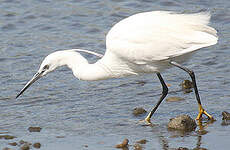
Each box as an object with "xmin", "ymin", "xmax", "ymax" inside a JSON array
[
  {"xmin": 58, "ymin": 51, "xmax": 113, "ymax": 81},
  {"xmin": 73, "ymin": 62, "xmax": 114, "ymax": 81}
]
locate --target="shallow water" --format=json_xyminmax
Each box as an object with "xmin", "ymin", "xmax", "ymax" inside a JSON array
[{"xmin": 0, "ymin": 0, "xmax": 230, "ymax": 149}]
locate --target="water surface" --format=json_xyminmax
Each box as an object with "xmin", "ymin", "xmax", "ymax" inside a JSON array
[{"xmin": 0, "ymin": 0, "xmax": 230, "ymax": 149}]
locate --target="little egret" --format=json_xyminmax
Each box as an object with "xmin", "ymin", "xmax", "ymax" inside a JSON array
[{"xmin": 16, "ymin": 11, "xmax": 218, "ymax": 123}]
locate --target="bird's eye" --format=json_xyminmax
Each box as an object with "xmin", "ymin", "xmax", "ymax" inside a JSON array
[{"xmin": 43, "ymin": 65, "xmax": 49, "ymax": 70}]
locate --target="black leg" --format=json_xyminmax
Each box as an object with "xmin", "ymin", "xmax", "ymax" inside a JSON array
[
  {"xmin": 145, "ymin": 72, "xmax": 168, "ymax": 123},
  {"xmin": 170, "ymin": 61, "xmax": 201, "ymax": 105},
  {"xmin": 170, "ymin": 61, "xmax": 213, "ymax": 120}
]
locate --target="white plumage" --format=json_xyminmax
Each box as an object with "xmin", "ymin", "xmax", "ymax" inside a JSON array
[
  {"xmin": 107, "ymin": 11, "xmax": 217, "ymax": 60},
  {"xmin": 16, "ymin": 11, "xmax": 218, "ymax": 123},
  {"xmin": 100, "ymin": 11, "xmax": 217, "ymax": 77}
]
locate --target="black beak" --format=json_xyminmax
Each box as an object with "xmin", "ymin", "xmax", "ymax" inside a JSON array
[{"xmin": 16, "ymin": 72, "xmax": 43, "ymax": 98}]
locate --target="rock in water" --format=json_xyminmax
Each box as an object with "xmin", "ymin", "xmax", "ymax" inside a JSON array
[
  {"xmin": 115, "ymin": 139, "xmax": 129, "ymax": 148},
  {"xmin": 181, "ymin": 80, "xmax": 193, "ymax": 89},
  {"xmin": 33, "ymin": 142, "xmax": 41, "ymax": 149},
  {"xmin": 0, "ymin": 135, "xmax": 16, "ymax": 140},
  {"xmin": 133, "ymin": 107, "xmax": 147, "ymax": 116},
  {"xmin": 20, "ymin": 143, "xmax": 30, "ymax": 150},
  {"xmin": 136, "ymin": 139, "xmax": 148, "ymax": 144},
  {"xmin": 166, "ymin": 97, "xmax": 184, "ymax": 102},
  {"xmin": 222, "ymin": 111, "xmax": 230, "ymax": 120},
  {"xmin": 28, "ymin": 127, "xmax": 42, "ymax": 132},
  {"xmin": 168, "ymin": 115, "xmax": 197, "ymax": 131},
  {"xmin": 221, "ymin": 111, "xmax": 230, "ymax": 126},
  {"xmin": 181, "ymin": 80, "xmax": 193, "ymax": 93},
  {"xmin": 8, "ymin": 142, "xmax": 17, "ymax": 146},
  {"xmin": 133, "ymin": 143, "xmax": 142, "ymax": 150},
  {"xmin": 2, "ymin": 148, "xmax": 12, "ymax": 150},
  {"xmin": 177, "ymin": 147, "xmax": 189, "ymax": 150}
]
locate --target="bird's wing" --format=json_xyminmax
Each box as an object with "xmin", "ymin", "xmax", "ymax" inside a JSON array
[
  {"xmin": 106, "ymin": 11, "xmax": 218, "ymax": 64},
  {"xmin": 71, "ymin": 49, "xmax": 103, "ymax": 58}
]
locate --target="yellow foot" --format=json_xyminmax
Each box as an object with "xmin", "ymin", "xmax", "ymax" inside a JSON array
[
  {"xmin": 138, "ymin": 119, "xmax": 152, "ymax": 126},
  {"xmin": 144, "ymin": 117, "xmax": 151, "ymax": 124},
  {"xmin": 144, "ymin": 112, "xmax": 153, "ymax": 125},
  {"xmin": 138, "ymin": 115, "xmax": 152, "ymax": 126},
  {"xmin": 196, "ymin": 106, "xmax": 214, "ymax": 121}
]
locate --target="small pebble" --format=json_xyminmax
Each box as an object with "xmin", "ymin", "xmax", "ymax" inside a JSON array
[
  {"xmin": 168, "ymin": 115, "xmax": 197, "ymax": 131},
  {"xmin": 56, "ymin": 136, "xmax": 65, "ymax": 138},
  {"xmin": 19, "ymin": 140, "xmax": 32, "ymax": 145},
  {"xmin": 2, "ymin": 148, "xmax": 12, "ymax": 150},
  {"xmin": 181, "ymin": 80, "xmax": 193, "ymax": 93},
  {"xmin": 20, "ymin": 143, "xmax": 30, "ymax": 150},
  {"xmin": 136, "ymin": 80, "xmax": 146, "ymax": 86},
  {"xmin": 136, "ymin": 139, "xmax": 147, "ymax": 144},
  {"xmin": 115, "ymin": 139, "xmax": 129, "ymax": 148},
  {"xmin": 0, "ymin": 135, "xmax": 16, "ymax": 140},
  {"xmin": 133, "ymin": 107, "xmax": 147, "ymax": 116},
  {"xmin": 193, "ymin": 148, "xmax": 207, "ymax": 150},
  {"xmin": 134, "ymin": 143, "xmax": 142, "ymax": 150},
  {"xmin": 181, "ymin": 80, "xmax": 193, "ymax": 89},
  {"xmin": 177, "ymin": 147, "xmax": 189, "ymax": 150},
  {"xmin": 8, "ymin": 142, "xmax": 17, "ymax": 146},
  {"xmin": 28, "ymin": 127, "xmax": 42, "ymax": 132},
  {"xmin": 19, "ymin": 140, "xmax": 26, "ymax": 145},
  {"xmin": 166, "ymin": 83, "xmax": 171, "ymax": 87},
  {"xmin": 33, "ymin": 143, "xmax": 41, "ymax": 149},
  {"xmin": 222, "ymin": 111, "xmax": 230, "ymax": 120},
  {"xmin": 166, "ymin": 97, "xmax": 184, "ymax": 102}
]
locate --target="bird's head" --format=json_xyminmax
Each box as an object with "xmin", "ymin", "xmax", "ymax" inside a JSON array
[
  {"xmin": 16, "ymin": 52, "xmax": 63, "ymax": 98},
  {"xmin": 16, "ymin": 49, "xmax": 102, "ymax": 98}
]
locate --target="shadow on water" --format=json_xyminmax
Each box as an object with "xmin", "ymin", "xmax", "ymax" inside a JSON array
[
  {"xmin": 118, "ymin": 119, "xmax": 216, "ymax": 150},
  {"xmin": 117, "ymin": 120, "xmax": 215, "ymax": 150},
  {"xmin": 153, "ymin": 120, "xmax": 214, "ymax": 150}
]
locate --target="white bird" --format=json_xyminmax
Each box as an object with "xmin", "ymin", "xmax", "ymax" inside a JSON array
[{"xmin": 16, "ymin": 11, "xmax": 218, "ymax": 123}]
